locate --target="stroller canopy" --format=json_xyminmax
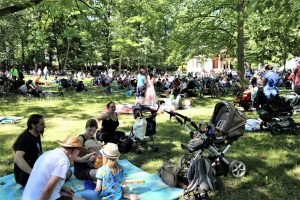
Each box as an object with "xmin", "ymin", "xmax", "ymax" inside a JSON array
[{"xmin": 210, "ymin": 101, "xmax": 246, "ymax": 142}]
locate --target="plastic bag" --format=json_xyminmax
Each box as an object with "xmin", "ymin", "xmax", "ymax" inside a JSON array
[{"xmin": 132, "ymin": 117, "xmax": 147, "ymax": 140}]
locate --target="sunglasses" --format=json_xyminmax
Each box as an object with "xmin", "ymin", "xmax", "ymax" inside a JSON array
[{"xmin": 110, "ymin": 105, "xmax": 116, "ymax": 108}]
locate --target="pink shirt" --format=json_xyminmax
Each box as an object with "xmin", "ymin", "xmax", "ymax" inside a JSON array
[{"xmin": 294, "ymin": 66, "xmax": 300, "ymax": 86}]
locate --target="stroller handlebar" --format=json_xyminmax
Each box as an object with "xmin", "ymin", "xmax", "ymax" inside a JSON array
[{"xmin": 164, "ymin": 110, "xmax": 199, "ymax": 130}]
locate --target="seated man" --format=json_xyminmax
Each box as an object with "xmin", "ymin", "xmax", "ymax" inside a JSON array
[{"xmin": 12, "ymin": 114, "xmax": 45, "ymax": 187}]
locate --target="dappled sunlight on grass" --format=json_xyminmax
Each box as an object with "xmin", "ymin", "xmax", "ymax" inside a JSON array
[{"xmin": 1, "ymin": 84, "xmax": 300, "ymax": 199}]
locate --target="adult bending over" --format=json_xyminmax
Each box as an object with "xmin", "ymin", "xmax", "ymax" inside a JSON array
[
  {"xmin": 74, "ymin": 119, "xmax": 102, "ymax": 180},
  {"xmin": 22, "ymin": 136, "xmax": 84, "ymax": 200},
  {"xmin": 12, "ymin": 114, "xmax": 45, "ymax": 187},
  {"xmin": 96, "ymin": 102, "xmax": 125, "ymax": 144},
  {"xmin": 262, "ymin": 65, "xmax": 280, "ymax": 100}
]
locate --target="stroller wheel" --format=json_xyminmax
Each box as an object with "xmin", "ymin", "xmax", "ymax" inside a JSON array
[
  {"xmin": 152, "ymin": 146, "xmax": 158, "ymax": 152},
  {"xmin": 270, "ymin": 125, "xmax": 281, "ymax": 135},
  {"xmin": 260, "ymin": 121, "xmax": 269, "ymax": 131},
  {"xmin": 292, "ymin": 124, "xmax": 300, "ymax": 135},
  {"xmin": 135, "ymin": 149, "xmax": 142, "ymax": 154},
  {"xmin": 229, "ymin": 160, "xmax": 246, "ymax": 178}
]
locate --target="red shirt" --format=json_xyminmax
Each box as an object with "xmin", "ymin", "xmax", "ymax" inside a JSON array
[{"xmin": 294, "ymin": 65, "xmax": 300, "ymax": 86}]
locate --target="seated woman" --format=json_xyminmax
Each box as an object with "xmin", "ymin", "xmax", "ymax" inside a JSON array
[
  {"xmin": 74, "ymin": 139, "xmax": 101, "ymax": 180},
  {"xmin": 26, "ymin": 80, "xmax": 42, "ymax": 97},
  {"xmin": 96, "ymin": 102, "xmax": 125, "ymax": 144},
  {"xmin": 78, "ymin": 119, "xmax": 102, "ymax": 147},
  {"xmin": 74, "ymin": 119, "xmax": 103, "ymax": 180}
]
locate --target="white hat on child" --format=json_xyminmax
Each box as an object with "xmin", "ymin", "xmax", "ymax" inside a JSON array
[{"xmin": 102, "ymin": 143, "xmax": 120, "ymax": 159}]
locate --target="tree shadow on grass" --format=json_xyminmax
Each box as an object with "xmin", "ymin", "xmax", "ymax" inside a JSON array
[{"xmin": 213, "ymin": 154, "xmax": 300, "ymax": 200}]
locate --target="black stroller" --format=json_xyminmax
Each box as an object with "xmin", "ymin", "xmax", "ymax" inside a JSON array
[
  {"xmin": 130, "ymin": 101, "xmax": 161, "ymax": 154},
  {"xmin": 165, "ymin": 101, "xmax": 247, "ymax": 199},
  {"xmin": 253, "ymin": 88, "xmax": 300, "ymax": 135}
]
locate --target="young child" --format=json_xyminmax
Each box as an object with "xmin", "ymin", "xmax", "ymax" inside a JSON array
[{"xmin": 78, "ymin": 143, "xmax": 139, "ymax": 200}]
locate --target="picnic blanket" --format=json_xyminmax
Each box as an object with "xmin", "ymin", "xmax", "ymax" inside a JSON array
[
  {"xmin": 0, "ymin": 116, "xmax": 23, "ymax": 124},
  {"xmin": 0, "ymin": 160, "xmax": 183, "ymax": 200}
]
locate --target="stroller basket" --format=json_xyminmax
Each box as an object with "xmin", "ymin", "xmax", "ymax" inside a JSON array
[{"xmin": 211, "ymin": 101, "xmax": 246, "ymax": 143}]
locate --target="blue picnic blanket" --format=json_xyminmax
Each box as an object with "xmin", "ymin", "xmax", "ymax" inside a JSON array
[
  {"xmin": 0, "ymin": 116, "xmax": 23, "ymax": 124},
  {"xmin": 0, "ymin": 160, "xmax": 183, "ymax": 200}
]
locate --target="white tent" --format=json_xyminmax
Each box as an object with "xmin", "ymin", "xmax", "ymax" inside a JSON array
[{"xmin": 278, "ymin": 57, "xmax": 300, "ymax": 72}]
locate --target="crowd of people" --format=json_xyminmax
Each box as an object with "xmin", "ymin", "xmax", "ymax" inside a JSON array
[{"xmin": 6, "ymin": 59, "xmax": 300, "ymax": 200}]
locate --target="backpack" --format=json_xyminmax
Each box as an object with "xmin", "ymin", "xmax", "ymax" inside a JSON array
[
  {"xmin": 187, "ymin": 158, "xmax": 217, "ymax": 192},
  {"xmin": 118, "ymin": 136, "xmax": 133, "ymax": 154},
  {"xmin": 158, "ymin": 160, "xmax": 179, "ymax": 187}
]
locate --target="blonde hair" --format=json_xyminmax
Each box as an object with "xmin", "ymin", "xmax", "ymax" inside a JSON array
[{"xmin": 103, "ymin": 156, "xmax": 118, "ymax": 175}]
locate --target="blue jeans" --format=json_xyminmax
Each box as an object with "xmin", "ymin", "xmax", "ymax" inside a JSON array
[{"xmin": 77, "ymin": 190, "xmax": 99, "ymax": 200}]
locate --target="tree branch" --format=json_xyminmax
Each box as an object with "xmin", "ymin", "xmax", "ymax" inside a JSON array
[{"xmin": 0, "ymin": 0, "xmax": 44, "ymax": 17}]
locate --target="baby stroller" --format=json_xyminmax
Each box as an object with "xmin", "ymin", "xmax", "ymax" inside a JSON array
[
  {"xmin": 130, "ymin": 101, "xmax": 161, "ymax": 154},
  {"xmin": 165, "ymin": 101, "xmax": 247, "ymax": 199},
  {"xmin": 253, "ymin": 88, "xmax": 300, "ymax": 135}
]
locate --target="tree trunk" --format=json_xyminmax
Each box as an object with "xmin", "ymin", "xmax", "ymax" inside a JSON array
[
  {"xmin": 118, "ymin": 54, "xmax": 122, "ymax": 73},
  {"xmin": 236, "ymin": 0, "xmax": 246, "ymax": 90},
  {"xmin": 0, "ymin": 0, "xmax": 43, "ymax": 17},
  {"xmin": 63, "ymin": 40, "xmax": 70, "ymax": 69}
]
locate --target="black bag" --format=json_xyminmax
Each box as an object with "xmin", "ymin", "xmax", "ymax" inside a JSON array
[
  {"xmin": 158, "ymin": 160, "xmax": 179, "ymax": 187},
  {"xmin": 118, "ymin": 136, "xmax": 133, "ymax": 154}
]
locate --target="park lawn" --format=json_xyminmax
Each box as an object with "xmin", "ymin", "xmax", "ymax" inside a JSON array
[{"xmin": 0, "ymin": 79, "xmax": 299, "ymax": 200}]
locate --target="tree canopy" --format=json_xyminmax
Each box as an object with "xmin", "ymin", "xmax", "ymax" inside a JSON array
[{"xmin": 0, "ymin": 0, "xmax": 299, "ymax": 73}]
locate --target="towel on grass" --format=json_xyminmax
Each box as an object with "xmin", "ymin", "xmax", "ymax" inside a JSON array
[
  {"xmin": 0, "ymin": 116, "xmax": 23, "ymax": 124},
  {"xmin": 245, "ymin": 119, "xmax": 261, "ymax": 131},
  {"xmin": 0, "ymin": 160, "xmax": 183, "ymax": 200}
]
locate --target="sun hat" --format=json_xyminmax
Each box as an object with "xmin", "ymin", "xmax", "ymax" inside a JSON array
[
  {"xmin": 102, "ymin": 143, "xmax": 120, "ymax": 159},
  {"xmin": 84, "ymin": 139, "xmax": 98, "ymax": 149},
  {"xmin": 57, "ymin": 135, "xmax": 83, "ymax": 148}
]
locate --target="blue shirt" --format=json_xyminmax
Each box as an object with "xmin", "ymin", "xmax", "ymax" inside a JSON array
[
  {"xmin": 262, "ymin": 70, "xmax": 280, "ymax": 99},
  {"xmin": 137, "ymin": 74, "xmax": 146, "ymax": 87},
  {"xmin": 96, "ymin": 164, "xmax": 124, "ymax": 200}
]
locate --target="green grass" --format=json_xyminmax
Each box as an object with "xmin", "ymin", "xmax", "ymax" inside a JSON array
[{"xmin": 0, "ymin": 77, "xmax": 299, "ymax": 200}]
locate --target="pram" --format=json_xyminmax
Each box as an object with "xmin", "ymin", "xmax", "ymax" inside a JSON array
[
  {"xmin": 165, "ymin": 101, "xmax": 247, "ymax": 199},
  {"xmin": 253, "ymin": 88, "xmax": 300, "ymax": 135},
  {"xmin": 130, "ymin": 101, "xmax": 161, "ymax": 154}
]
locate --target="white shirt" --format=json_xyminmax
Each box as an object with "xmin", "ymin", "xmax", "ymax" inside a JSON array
[{"xmin": 22, "ymin": 148, "xmax": 70, "ymax": 200}]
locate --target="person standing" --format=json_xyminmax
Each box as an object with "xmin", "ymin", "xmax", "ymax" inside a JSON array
[
  {"xmin": 11, "ymin": 66, "xmax": 18, "ymax": 80},
  {"xmin": 43, "ymin": 66, "xmax": 49, "ymax": 80},
  {"xmin": 22, "ymin": 136, "xmax": 84, "ymax": 200},
  {"xmin": 12, "ymin": 114, "xmax": 46, "ymax": 187},
  {"xmin": 135, "ymin": 68, "xmax": 146, "ymax": 104},
  {"xmin": 144, "ymin": 68, "xmax": 156, "ymax": 106},
  {"xmin": 37, "ymin": 68, "xmax": 42, "ymax": 78},
  {"xmin": 292, "ymin": 61, "xmax": 300, "ymax": 95}
]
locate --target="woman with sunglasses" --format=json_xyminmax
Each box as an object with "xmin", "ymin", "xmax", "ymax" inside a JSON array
[{"xmin": 96, "ymin": 102, "xmax": 125, "ymax": 144}]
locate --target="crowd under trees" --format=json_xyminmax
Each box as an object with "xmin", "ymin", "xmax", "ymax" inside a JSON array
[{"xmin": 0, "ymin": 0, "xmax": 300, "ymax": 86}]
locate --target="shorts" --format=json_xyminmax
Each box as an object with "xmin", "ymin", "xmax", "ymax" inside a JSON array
[{"xmin": 74, "ymin": 164, "xmax": 93, "ymax": 180}]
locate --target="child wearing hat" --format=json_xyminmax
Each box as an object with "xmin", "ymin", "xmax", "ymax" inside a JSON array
[{"xmin": 78, "ymin": 143, "xmax": 139, "ymax": 200}]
